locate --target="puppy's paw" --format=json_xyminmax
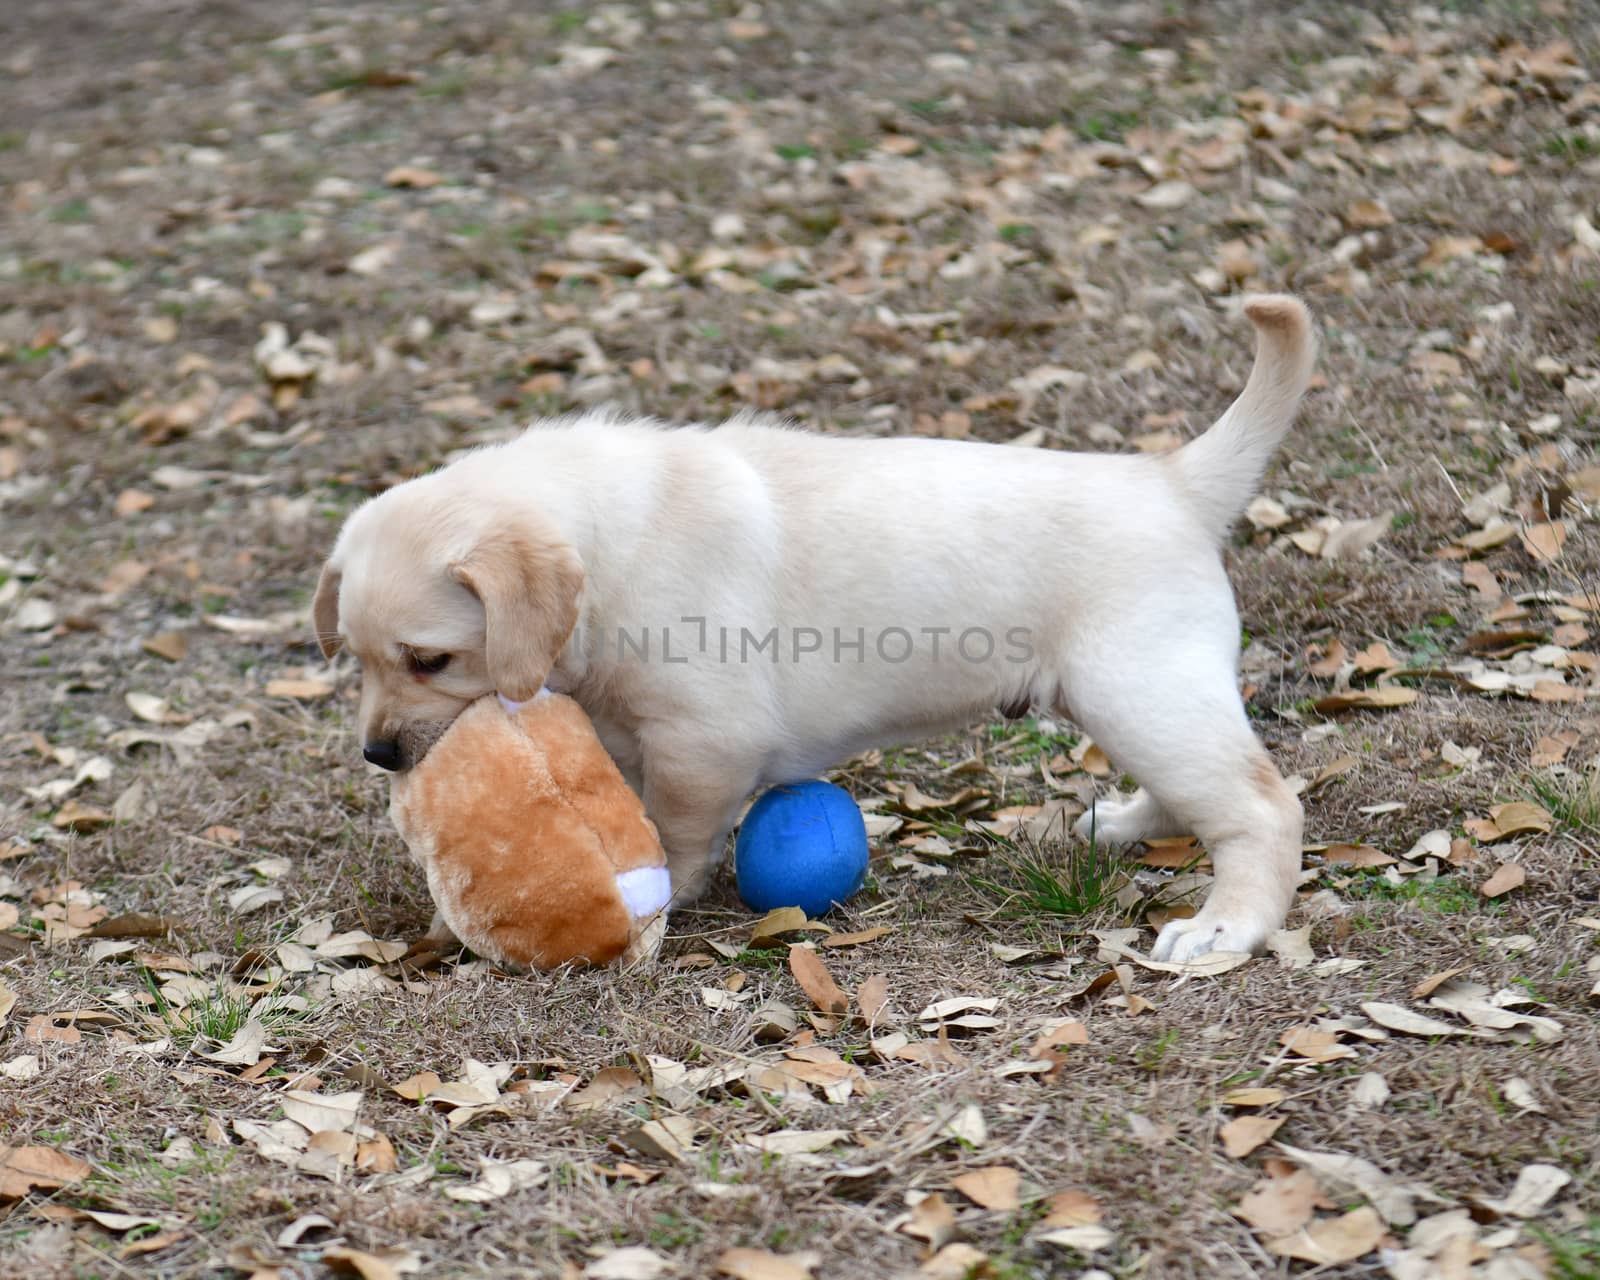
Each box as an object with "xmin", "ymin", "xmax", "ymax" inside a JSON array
[
  {"xmin": 1073, "ymin": 797, "xmax": 1137, "ymax": 845},
  {"xmin": 1151, "ymin": 910, "xmax": 1271, "ymax": 963}
]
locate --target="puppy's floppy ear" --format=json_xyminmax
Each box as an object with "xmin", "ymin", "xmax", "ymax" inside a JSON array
[
  {"xmin": 451, "ymin": 528, "xmax": 584, "ymax": 701},
  {"xmin": 312, "ymin": 560, "xmax": 343, "ymax": 659}
]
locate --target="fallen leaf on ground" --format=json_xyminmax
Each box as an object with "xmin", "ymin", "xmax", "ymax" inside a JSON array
[
  {"xmin": 1023, "ymin": 1190, "xmax": 1096, "ymax": 1235},
  {"xmin": 1478, "ymin": 1163, "xmax": 1571, "ymax": 1218},
  {"xmin": 443, "ymin": 1158, "xmax": 549, "ymax": 1203},
  {"xmin": 821, "ymin": 926, "xmax": 891, "ymax": 948},
  {"xmin": 788, "ymin": 945, "xmax": 848, "ymax": 1015},
  {"xmin": 1313, "ymin": 687, "xmax": 1418, "ymax": 713},
  {"xmin": 918, "ymin": 1243, "xmax": 989, "ymax": 1279},
  {"xmin": 281, "ymin": 1089, "xmax": 362, "ymax": 1134},
  {"xmin": 1350, "ymin": 1073, "xmax": 1391, "ymax": 1110},
  {"xmin": 1274, "ymin": 1144, "xmax": 1420, "ymax": 1226},
  {"xmin": 585, "ymin": 1247, "xmax": 674, "ymax": 1280},
  {"xmin": 856, "ymin": 973, "xmax": 890, "ymax": 1024},
  {"xmin": 1234, "ymin": 1167, "xmax": 1326, "ymax": 1236},
  {"xmin": 1222, "ymin": 1087, "xmax": 1286, "ymax": 1108},
  {"xmin": 1361, "ymin": 1002, "xmax": 1471, "ymax": 1038},
  {"xmin": 1221, "ymin": 1115, "xmax": 1286, "ymax": 1158},
  {"xmin": 1486, "ymin": 802, "xmax": 1553, "ymax": 839},
  {"xmin": 264, "ymin": 678, "xmax": 334, "ymax": 701},
  {"xmin": 715, "ymin": 1247, "xmax": 819, "ymax": 1280},
  {"xmin": 0, "ymin": 1145, "xmax": 92, "ymax": 1198},
  {"xmin": 748, "ymin": 907, "xmax": 822, "ymax": 948},
  {"xmin": 1035, "ymin": 1224, "xmax": 1114, "ymax": 1250},
  {"xmin": 741, "ymin": 1129, "xmax": 851, "ymax": 1155},
  {"xmin": 323, "ymin": 1246, "xmax": 422, "ymax": 1280},
  {"xmin": 900, "ymin": 1193, "xmax": 956, "ymax": 1252},
  {"xmin": 1479, "ymin": 863, "xmax": 1527, "ymax": 898},
  {"xmin": 950, "ymin": 1165, "xmax": 1020, "ymax": 1210},
  {"xmin": 1413, "ymin": 967, "xmax": 1470, "ymax": 999},
  {"xmin": 201, "ymin": 1019, "xmax": 270, "ymax": 1065},
  {"xmin": 1520, "ymin": 522, "xmax": 1566, "ymax": 562},
  {"xmin": 1266, "ymin": 1206, "xmax": 1385, "ymax": 1264}
]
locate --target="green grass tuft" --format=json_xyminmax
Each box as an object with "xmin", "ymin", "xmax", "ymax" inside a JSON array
[
  {"xmin": 1527, "ymin": 772, "xmax": 1600, "ymax": 834},
  {"xmin": 1535, "ymin": 1216, "xmax": 1600, "ymax": 1279},
  {"xmin": 975, "ymin": 823, "xmax": 1123, "ymax": 918}
]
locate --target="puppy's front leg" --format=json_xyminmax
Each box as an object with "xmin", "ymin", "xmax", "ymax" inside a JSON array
[{"xmin": 639, "ymin": 732, "xmax": 756, "ymax": 904}]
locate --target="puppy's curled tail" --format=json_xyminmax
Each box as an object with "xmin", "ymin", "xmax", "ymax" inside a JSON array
[{"xmin": 1169, "ymin": 294, "xmax": 1315, "ymax": 542}]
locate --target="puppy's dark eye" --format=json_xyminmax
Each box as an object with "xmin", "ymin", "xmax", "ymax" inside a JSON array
[{"xmin": 410, "ymin": 652, "xmax": 452, "ymax": 675}]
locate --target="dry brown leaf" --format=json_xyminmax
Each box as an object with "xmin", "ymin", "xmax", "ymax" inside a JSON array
[
  {"xmin": 0, "ymin": 1145, "xmax": 92, "ymax": 1199},
  {"xmin": 1421, "ymin": 235, "xmax": 1484, "ymax": 269},
  {"xmin": 918, "ymin": 1243, "xmax": 990, "ymax": 1279},
  {"xmin": 384, "ymin": 165, "xmax": 442, "ymax": 189},
  {"xmin": 1266, "ymin": 1206, "xmax": 1385, "ymax": 1264},
  {"xmin": 1361, "ymin": 1002, "xmax": 1470, "ymax": 1038},
  {"xmin": 356, "ymin": 1134, "xmax": 398, "ymax": 1174},
  {"xmin": 324, "ymin": 1245, "xmax": 421, "ymax": 1280},
  {"xmin": 1520, "ymin": 522, "xmax": 1566, "ymax": 563},
  {"xmin": 1322, "ymin": 844, "xmax": 1394, "ymax": 868},
  {"xmin": 1461, "ymin": 561, "xmax": 1501, "ymax": 602},
  {"xmin": 1352, "ymin": 642, "xmax": 1400, "ymax": 674},
  {"xmin": 1479, "ymin": 863, "xmax": 1527, "ymax": 898},
  {"xmin": 114, "ymin": 489, "xmax": 154, "ymax": 517},
  {"xmin": 950, "ymin": 1165, "xmax": 1020, "ymax": 1211},
  {"xmin": 1221, "ymin": 1115, "xmax": 1286, "ymax": 1158},
  {"xmin": 1222, "ymin": 1087, "xmax": 1287, "ymax": 1108},
  {"xmin": 1308, "ymin": 639, "xmax": 1348, "ymax": 678},
  {"xmin": 900, "ymin": 1193, "xmax": 957, "ymax": 1252},
  {"xmin": 566, "ymin": 1067, "xmax": 644, "ymax": 1111},
  {"xmin": 264, "ymin": 678, "xmax": 334, "ymax": 701},
  {"xmin": 392, "ymin": 1070, "xmax": 442, "ymax": 1101},
  {"xmin": 1042, "ymin": 1188, "xmax": 1103, "ymax": 1227},
  {"xmin": 1488, "ymin": 802, "xmax": 1553, "ymax": 838},
  {"xmin": 120, "ymin": 1229, "xmax": 186, "ymax": 1258},
  {"xmin": 1305, "ymin": 755, "xmax": 1357, "ymax": 792},
  {"xmin": 788, "ymin": 945, "xmax": 849, "ymax": 1015},
  {"xmin": 1413, "ymin": 966, "xmax": 1470, "ymax": 1000},
  {"xmin": 748, "ymin": 906, "xmax": 820, "ymax": 948},
  {"xmin": 715, "ymin": 1248, "xmax": 819, "ymax": 1280},
  {"xmin": 1279, "ymin": 1026, "xmax": 1356, "ymax": 1062},
  {"xmin": 51, "ymin": 800, "xmax": 113, "ymax": 832},
  {"xmin": 1313, "ymin": 687, "xmax": 1418, "ymax": 713},
  {"xmin": 24, "ymin": 1014, "xmax": 82, "ymax": 1045},
  {"xmin": 1233, "ymin": 1168, "xmax": 1325, "ymax": 1236},
  {"xmin": 142, "ymin": 631, "xmax": 188, "ymax": 663},
  {"xmin": 1345, "ymin": 198, "xmax": 1394, "ymax": 228},
  {"xmin": 821, "ymin": 926, "xmax": 891, "ymax": 949},
  {"xmin": 1136, "ymin": 180, "xmax": 1196, "ymax": 210},
  {"xmin": 856, "ymin": 972, "xmax": 890, "ymax": 1024},
  {"xmin": 1530, "ymin": 732, "xmax": 1579, "ymax": 767}
]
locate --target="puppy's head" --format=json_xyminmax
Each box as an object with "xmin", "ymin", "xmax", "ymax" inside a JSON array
[{"xmin": 314, "ymin": 490, "xmax": 583, "ymax": 772}]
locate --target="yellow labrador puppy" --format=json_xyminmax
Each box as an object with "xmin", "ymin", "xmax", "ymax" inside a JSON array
[{"xmin": 315, "ymin": 296, "xmax": 1314, "ymax": 961}]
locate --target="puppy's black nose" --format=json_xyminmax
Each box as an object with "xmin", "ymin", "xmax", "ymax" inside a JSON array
[{"xmin": 363, "ymin": 739, "xmax": 404, "ymax": 772}]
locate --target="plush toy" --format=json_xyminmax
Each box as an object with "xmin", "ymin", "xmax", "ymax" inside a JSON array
[
  {"xmin": 735, "ymin": 780, "xmax": 869, "ymax": 917},
  {"xmin": 389, "ymin": 692, "xmax": 671, "ymax": 970}
]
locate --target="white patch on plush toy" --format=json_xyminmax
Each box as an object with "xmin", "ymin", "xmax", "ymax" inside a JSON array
[
  {"xmin": 497, "ymin": 689, "xmax": 551, "ymax": 714},
  {"xmin": 615, "ymin": 865, "xmax": 671, "ymax": 919}
]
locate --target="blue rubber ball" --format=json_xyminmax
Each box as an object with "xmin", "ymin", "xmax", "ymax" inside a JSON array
[{"xmin": 735, "ymin": 780, "xmax": 868, "ymax": 917}]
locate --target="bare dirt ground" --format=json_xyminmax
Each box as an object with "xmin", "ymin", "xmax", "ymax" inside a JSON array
[{"xmin": 2, "ymin": 1, "xmax": 1599, "ymax": 1276}]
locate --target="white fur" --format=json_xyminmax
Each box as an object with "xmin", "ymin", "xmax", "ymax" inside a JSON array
[{"xmin": 325, "ymin": 296, "xmax": 1316, "ymax": 962}]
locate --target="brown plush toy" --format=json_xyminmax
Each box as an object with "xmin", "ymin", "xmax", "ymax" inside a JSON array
[{"xmin": 389, "ymin": 692, "xmax": 671, "ymax": 970}]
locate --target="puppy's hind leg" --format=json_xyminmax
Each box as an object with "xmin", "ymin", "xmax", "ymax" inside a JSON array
[{"xmin": 1061, "ymin": 631, "xmax": 1302, "ymax": 962}]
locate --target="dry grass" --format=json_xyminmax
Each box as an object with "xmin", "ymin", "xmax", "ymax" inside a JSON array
[{"xmin": 2, "ymin": 1, "xmax": 1599, "ymax": 1276}]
